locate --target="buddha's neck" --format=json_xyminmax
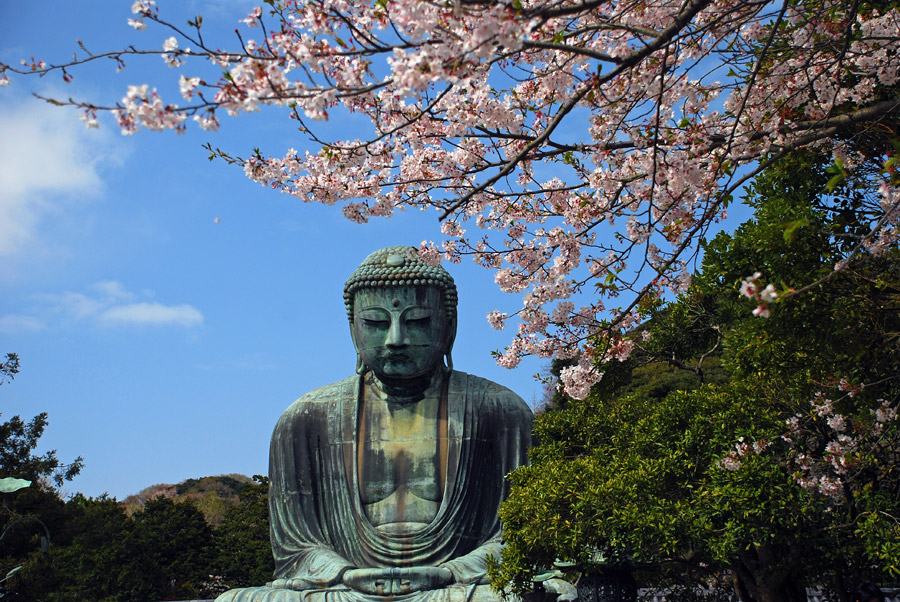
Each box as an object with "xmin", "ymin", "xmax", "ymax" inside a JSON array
[{"xmin": 370, "ymin": 370, "xmax": 445, "ymax": 403}]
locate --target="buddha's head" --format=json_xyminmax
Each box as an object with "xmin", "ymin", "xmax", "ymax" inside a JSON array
[{"xmin": 344, "ymin": 246, "xmax": 458, "ymax": 382}]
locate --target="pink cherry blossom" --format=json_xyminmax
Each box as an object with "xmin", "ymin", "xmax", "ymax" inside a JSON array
[
  {"xmin": 487, "ymin": 310, "xmax": 508, "ymax": 331},
  {"xmin": 241, "ymin": 7, "xmax": 262, "ymax": 28},
  {"xmin": 737, "ymin": 383, "xmax": 898, "ymax": 504},
  {"xmin": 3, "ymin": 0, "xmax": 899, "ymax": 397},
  {"xmin": 131, "ymin": 0, "xmax": 155, "ymax": 16}
]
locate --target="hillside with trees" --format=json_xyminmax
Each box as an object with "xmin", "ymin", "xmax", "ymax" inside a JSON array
[
  {"xmin": 121, "ymin": 473, "xmax": 253, "ymax": 524},
  {"xmin": 1, "ymin": 473, "xmax": 272, "ymax": 601}
]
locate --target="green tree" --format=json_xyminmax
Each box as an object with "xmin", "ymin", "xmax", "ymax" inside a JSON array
[
  {"xmin": 0, "ymin": 349, "xmax": 82, "ymax": 489},
  {"xmin": 13, "ymin": 479, "xmax": 270, "ymax": 601},
  {"xmin": 0, "ymin": 414, "xmax": 83, "ymax": 489},
  {"xmin": 493, "ymin": 151, "xmax": 900, "ymax": 602},
  {"xmin": 127, "ymin": 496, "xmax": 218, "ymax": 600},
  {"xmin": 20, "ymin": 495, "xmax": 134, "ymax": 602},
  {"xmin": 214, "ymin": 475, "xmax": 273, "ymax": 589},
  {"xmin": 33, "ymin": 495, "xmax": 221, "ymax": 601},
  {"xmin": 0, "ymin": 351, "xmax": 83, "ymax": 599}
]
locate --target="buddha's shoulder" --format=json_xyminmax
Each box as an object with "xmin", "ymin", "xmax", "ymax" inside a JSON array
[
  {"xmin": 279, "ymin": 375, "xmax": 359, "ymax": 415},
  {"xmin": 451, "ymin": 370, "xmax": 532, "ymax": 417}
]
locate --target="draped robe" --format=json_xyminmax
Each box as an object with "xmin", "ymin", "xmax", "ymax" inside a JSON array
[{"xmin": 217, "ymin": 370, "xmax": 532, "ymax": 602}]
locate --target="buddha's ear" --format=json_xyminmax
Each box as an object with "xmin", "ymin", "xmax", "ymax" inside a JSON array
[
  {"xmin": 443, "ymin": 316, "xmax": 457, "ymax": 371},
  {"xmin": 348, "ymin": 316, "xmax": 368, "ymax": 375}
]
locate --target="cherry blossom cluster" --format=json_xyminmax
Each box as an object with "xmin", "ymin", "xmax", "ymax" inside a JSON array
[
  {"xmin": 720, "ymin": 384, "xmax": 899, "ymax": 502},
  {"xmin": 717, "ymin": 436, "xmax": 770, "ymax": 472},
  {"xmin": 116, "ymin": 84, "xmax": 186, "ymax": 135},
  {"xmin": 739, "ymin": 272, "xmax": 778, "ymax": 318},
  {"xmin": 3, "ymin": 0, "xmax": 899, "ymax": 397},
  {"xmin": 787, "ymin": 392, "xmax": 898, "ymax": 500}
]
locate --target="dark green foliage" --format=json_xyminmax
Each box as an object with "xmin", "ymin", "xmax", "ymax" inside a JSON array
[
  {"xmin": 10, "ymin": 495, "xmax": 224, "ymax": 601},
  {"xmin": 128, "ymin": 496, "xmax": 218, "ymax": 599},
  {"xmin": 23, "ymin": 495, "xmax": 133, "ymax": 602},
  {"xmin": 0, "ymin": 413, "xmax": 83, "ymax": 488},
  {"xmin": 617, "ymin": 356, "xmax": 727, "ymax": 401},
  {"xmin": 1, "ymin": 474, "xmax": 273, "ymax": 600},
  {"xmin": 0, "ymin": 484, "xmax": 66, "ymax": 592},
  {"xmin": 494, "ymin": 151, "xmax": 900, "ymax": 602},
  {"xmin": 0, "ymin": 349, "xmax": 84, "ymax": 599},
  {"xmin": 496, "ymin": 382, "xmax": 819, "ymax": 601},
  {"xmin": 176, "ymin": 474, "xmax": 250, "ymax": 497},
  {"xmin": 5, "ymin": 481, "xmax": 276, "ymax": 600},
  {"xmin": 214, "ymin": 475, "xmax": 274, "ymax": 589}
]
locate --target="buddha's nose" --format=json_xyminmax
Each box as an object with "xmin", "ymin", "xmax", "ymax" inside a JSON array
[{"xmin": 386, "ymin": 318, "xmax": 409, "ymax": 347}]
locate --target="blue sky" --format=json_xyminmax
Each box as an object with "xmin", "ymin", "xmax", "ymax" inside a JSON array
[{"xmin": 0, "ymin": 1, "xmax": 547, "ymax": 499}]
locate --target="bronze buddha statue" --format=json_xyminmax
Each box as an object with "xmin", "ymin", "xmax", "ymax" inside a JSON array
[{"xmin": 217, "ymin": 246, "xmax": 532, "ymax": 602}]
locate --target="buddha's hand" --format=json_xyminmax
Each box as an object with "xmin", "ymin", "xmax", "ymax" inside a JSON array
[
  {"xmin": 267, "ymin": 578, "xmax": 315, "ymax": 590},
  {"xmin": 342, "ymin": 567, "xmax": 454, "ymax": 595}
]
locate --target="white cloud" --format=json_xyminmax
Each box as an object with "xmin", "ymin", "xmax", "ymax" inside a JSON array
[
  {"xmin": 11, "ymin": 280, "xmax": 203, "ymax": 330},
  {"xmin": 0, "ymin": 314, "xmax": 46, "ymax": 333},
  {"xmin": 99, "ymin": 302, "xmax": 203, "ymax": 327},
  {"xmin": 45, "ymin": 291, "xmax": 107, "ymax": 320},
  {"xmin": 90, "ymin": 280, "xmax": 135, "ymax": 302},
  {"xmin": 0, "ymin": 99, "xmax": 110, "ymax": 257}
]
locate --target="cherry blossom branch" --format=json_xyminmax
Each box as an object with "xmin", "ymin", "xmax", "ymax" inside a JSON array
[
  {"xmin": 439, "ymin": 0, "xmax": 716, "ymax": 220},
  {"xmin": 5, "ymin": 0, "xmax": 899, "ymax": 397}
]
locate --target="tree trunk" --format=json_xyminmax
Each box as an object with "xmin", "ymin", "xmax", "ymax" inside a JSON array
[{"xmin": 731, "ymin": 544, "xmax": 807, "ymax": 602}]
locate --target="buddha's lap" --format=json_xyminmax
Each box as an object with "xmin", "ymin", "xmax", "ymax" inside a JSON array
[{"xmin": 215, "ymin": 583, "xmax": 503, "ymax": 602}]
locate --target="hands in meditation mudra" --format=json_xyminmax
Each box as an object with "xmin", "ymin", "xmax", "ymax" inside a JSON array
[{"xmin": 217, "ymin": 246, "xmax": 532, "ymax": 602}]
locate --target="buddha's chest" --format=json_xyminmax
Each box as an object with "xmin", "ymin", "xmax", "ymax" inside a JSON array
[{"xmin": 357, "ymin": 395, "xmax": 446, "ymax": 528}]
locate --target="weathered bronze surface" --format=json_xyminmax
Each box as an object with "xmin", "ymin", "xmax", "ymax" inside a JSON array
[{"xmin": 217, "ymin": 246, "xmax": 532, "ymax": 602}]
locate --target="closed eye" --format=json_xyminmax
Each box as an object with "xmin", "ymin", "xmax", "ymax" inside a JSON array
[{"xmin": 358, "ymin": 308, "xmax": 390, "ymax": 326}]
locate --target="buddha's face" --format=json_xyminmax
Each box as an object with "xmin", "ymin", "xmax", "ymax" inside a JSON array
[{"xmin": 352, "ymin": 286, "xmax": 451, "ymax": 380}]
